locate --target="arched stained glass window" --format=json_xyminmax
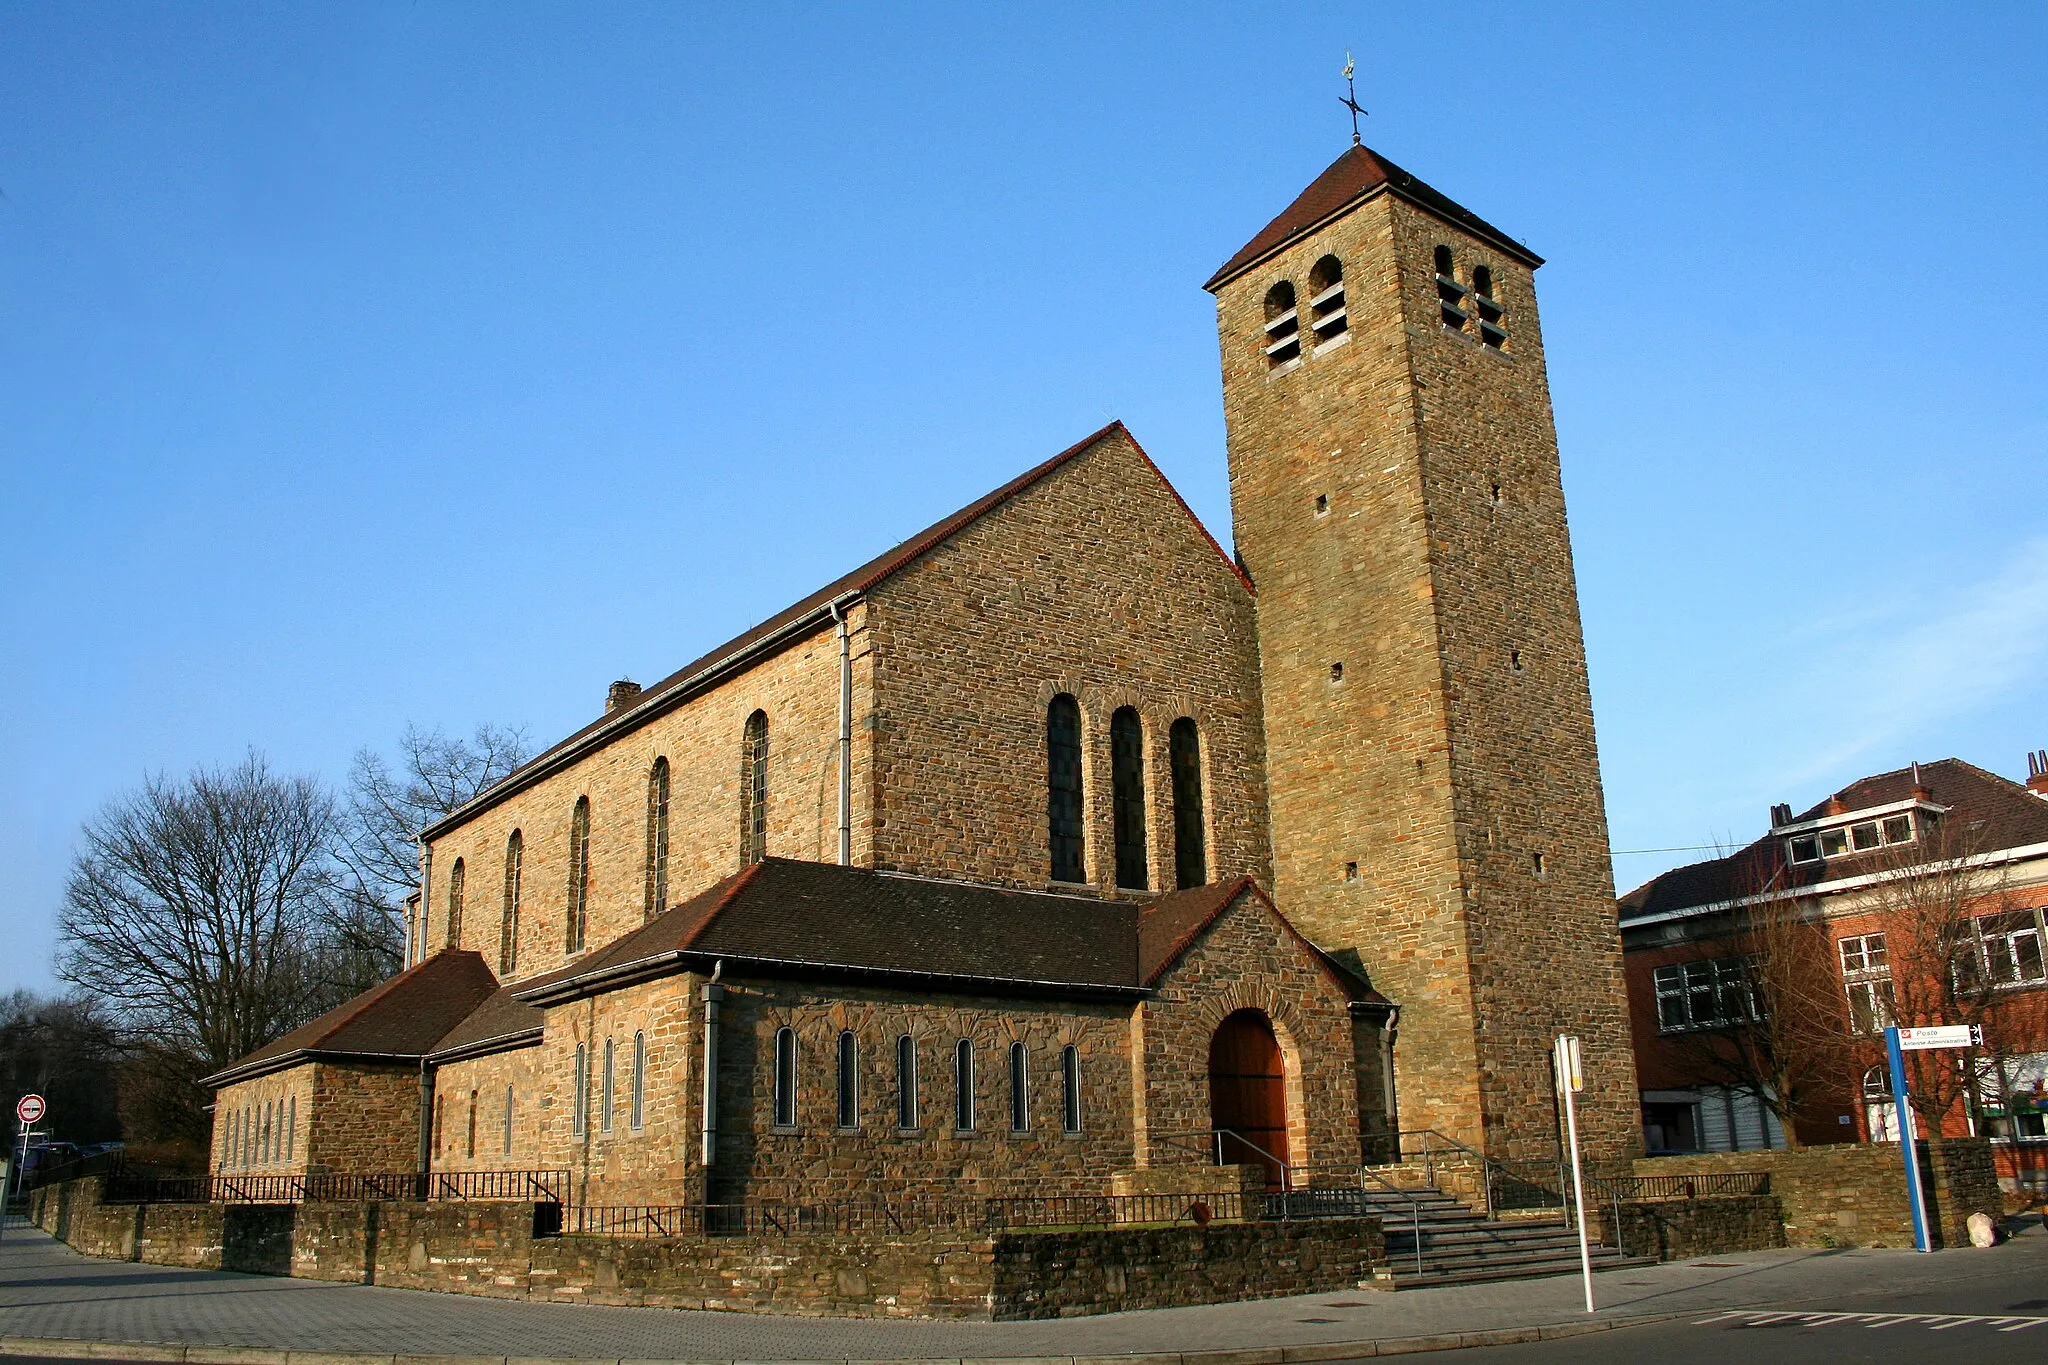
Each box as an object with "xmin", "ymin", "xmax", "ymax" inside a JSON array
[
  {"xmin": 500, "ymin": 831, "xmax": 523, "ymax": 974},
  {"xmin": 1047, "ymin": 695, "xmax": 1084, "ymax": 882},
  {"xmin": 1111, "ymin": 707, "xmax": 1148, "ymax": 890},
  {"xmin": 566, "ymin": 798, "xmax": 591, "ymax": 952},
  {"xmin": 646, "ymin": 758, "xmax": 671, "ymax": 921},
  {"xmin": 1170, "ymin": 718, "xmax": 1206, "ymax": 890},
  {"xmin": 741, "ymin": 711, "xmax": 770, "ymax": 865},
  {"xmin": 446, "ymin": 858, "xmax": 466, "ymax": 949}
]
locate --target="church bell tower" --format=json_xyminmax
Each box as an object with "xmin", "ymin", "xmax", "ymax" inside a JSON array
[{"xmin": 1206, "ymin": 145, "xmax": 1639, "ymax": 1161}]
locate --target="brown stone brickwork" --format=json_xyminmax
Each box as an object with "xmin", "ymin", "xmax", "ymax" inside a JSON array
[{"xmin": 1210, "ymin": 176, "xmax": 1636, "ymax": 1162}]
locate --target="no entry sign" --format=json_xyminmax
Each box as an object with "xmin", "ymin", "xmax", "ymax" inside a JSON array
[{"xmin": 15, "ymin": 1094, "xmax": 45, "ymax": 1125}]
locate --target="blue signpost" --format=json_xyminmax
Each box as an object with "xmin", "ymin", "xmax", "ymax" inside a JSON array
[{"xmin": 1883, "ymin": 1023, "xmax": 1984, "ymax": 1254}]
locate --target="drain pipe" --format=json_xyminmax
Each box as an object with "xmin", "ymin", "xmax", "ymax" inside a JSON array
[
  {"xmin": 829, "ymin": 599, "xmax": 853, "ymax": 866},
  {"xmin": 700, "ymin": 961, "xmax": 725, "ymax": 1168}
]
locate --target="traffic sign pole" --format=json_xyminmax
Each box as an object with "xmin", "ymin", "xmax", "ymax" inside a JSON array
[
  {"xmin": 1554, "ymin": 1035, "xmax": 1595, "ymax": 1313},
  {"xmin": 1884, "ymin": 1027, "xmax": 1932, "ymax": 1253}
]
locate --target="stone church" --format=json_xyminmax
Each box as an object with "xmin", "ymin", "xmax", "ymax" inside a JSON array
[{"xmin": 204, "ymin": 141, "xmax": 1640, "ymax": 1206}]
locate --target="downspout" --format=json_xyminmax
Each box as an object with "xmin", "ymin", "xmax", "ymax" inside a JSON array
[
  {"xmin": 700, "ymin": 961, "xmax": 725, "ymax": 1169},
  {"xmin": 415, "ymin": 841, "xmax": 433, "ymax": 967},
  {"xmin": 416, "ymin": 1056, "xmax": 436, "ymax": 1196},
  {"xmin": 829, "ymin": 600, "xmax": 853, "ymax": 866},
  {"xmin": 1380, "ymin": 1004, "xmax": 1401, "ymax": 1155}
]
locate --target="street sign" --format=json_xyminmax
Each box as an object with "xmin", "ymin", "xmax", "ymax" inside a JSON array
[
  {"xmin": 1551, "ymin": 1035, "xmax": 1595, "ymax": 1314},
  {"xmin": 1554, "ymin": 1035, "xmax": 1584, "ymax": 1093},
  {"xmin": 1897, "ymin": 1025, "xmax": 1982, "ymax": 1051},
  {"xmin": 14, "ymin": 1094, "xmax": 44, "ymax": 1125}
]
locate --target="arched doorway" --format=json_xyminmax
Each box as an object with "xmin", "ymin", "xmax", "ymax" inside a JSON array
[{"xmin": 1208, "ymin": 1009, "xmax": 1290, "ymax": 1187}]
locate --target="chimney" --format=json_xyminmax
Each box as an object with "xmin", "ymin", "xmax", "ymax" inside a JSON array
[
  {"xmin": 606, "ymin": 679, "xmax": 642, "ymax": 715},
  {"xmin": 2028, "ymin": 749, "xmax": 2048, "ymax": 798},
  {"xmin": 1910, "ymin": 760, "xmax": 1930, "ymax": 802},
  {"xmin": 1824, "ymin": 795, "xmax": 1847, "ymax": 816},
  {"xmin": 1769, "ymin": 803, "xmax": 1793, "ymax": 828}
]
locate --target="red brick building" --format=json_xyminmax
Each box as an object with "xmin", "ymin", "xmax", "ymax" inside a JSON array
[{"xmin": 1619, "ymin": 756, "xmax": 2048, "ymax": 1191}]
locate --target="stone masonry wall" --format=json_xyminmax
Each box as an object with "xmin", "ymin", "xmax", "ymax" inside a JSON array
[
  {"xmin": 1639, "ymin": 1138, "xmax": 2002, "ymax": 1248},
  {"xmin": 1591, "ymin": 1196, "xmax": 1788, "ymax": 1262},
  {"xmin": 423, "ymin": 601, "xmax": 873, "ymax": 986},
  {"xmin": 39, "ymin": 1178, "xmax": 1383, "ymax": 1320},
  {"xmin": 428, "ymin": 1043, "xmax": 546, "ymax": 1176},
  {"xmin": 1211, "ymin": 180, "xmax": 1635, "ymax": 1163},
  {"xmin": 306, "ymin": 1062, "xmax": 423, "ymax": 1174},
  {"xmin": 862, "ymin": 428, "xmax": 1270, "ymax": 896},
  {"xmin": 210, "ymin": 1064, "xmax": 316, "ymax": 1175}
]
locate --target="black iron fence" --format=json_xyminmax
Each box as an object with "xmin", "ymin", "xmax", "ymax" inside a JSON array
[
  {"xmin": 1589, "ymin": 1171, "xmax": 1770, "ymax": 1203},
  {"xmin": 100, "ymin": 1169, "xmax": 571, "ymax": 1206}
]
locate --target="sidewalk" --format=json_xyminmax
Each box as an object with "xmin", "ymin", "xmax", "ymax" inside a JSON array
[{"xmin": 1, "ymin": 1220, "xmax": 2040, "ymax": 1364}]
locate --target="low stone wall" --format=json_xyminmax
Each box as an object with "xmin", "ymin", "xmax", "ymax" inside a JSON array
[
  {"xmin": 1592, "ymin": 1196, "xmax": 1787, "ymax": 1261},
  {"xmin": 1637, "ymin": 1138, "xmax": 2002, "ymax": 1249},
  {"xmin": 33, "ymin": 1178, "xmax": 1382, "ymax": 1320}
]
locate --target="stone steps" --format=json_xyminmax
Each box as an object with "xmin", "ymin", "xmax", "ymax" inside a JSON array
[{"xmin": 1329, "ymin": 1182, "xmax": 1654, "ymax": 1288}]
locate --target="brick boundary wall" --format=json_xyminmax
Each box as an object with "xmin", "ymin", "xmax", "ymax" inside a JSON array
[
  {"xmin": 32, "ymin": 1179, "xmax": 1383, "ymax": 1320},
  {"xmin": 1634, "ymin": 1138, "xmax": 2002, "ymax": 1249}
]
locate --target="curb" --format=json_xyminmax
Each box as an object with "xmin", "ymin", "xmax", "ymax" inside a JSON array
[{"xmin": 1, "ymin": 1316, "xmax": 1681, "ymax": 1365}]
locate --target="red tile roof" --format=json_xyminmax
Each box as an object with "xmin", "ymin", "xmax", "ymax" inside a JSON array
[
  {"xmin": 1618, "ymin": 758, "xmax": 2048, "ymax": 922},
  {"xmin": 1204, "ymin": 144, "xmax": 1541, "ymax": 293},
  {"xmin": 203, "ymin": 949, "xmax": 500, "ymax": 1086}
]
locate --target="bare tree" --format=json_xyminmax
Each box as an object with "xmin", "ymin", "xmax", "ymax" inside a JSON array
[
  {"xmin": 57, "ymin": 753, "xmax": 346, "ymax": 1075},
  {"xmin": 0, "ymin": 990, "xmax": 123, "ymax": 1147},
  {"xmin": 1660, "ymin": 851, "xmax": 1852, "ymax": 1149},
  {"xmin": 336, "ymin": 723, "xmax": 529, "ymax": 973}
]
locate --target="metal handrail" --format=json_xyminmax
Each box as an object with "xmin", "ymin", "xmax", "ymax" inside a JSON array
[
  {"xmin": 1293, "ymin": 1162, "xmax": 1426, "ymax": 1277},
  {"xmin": 1147, "ymin": 1128, "xmax": 1297, "ymax": 1188},
  {"xmin": 1396, "ymin": 1128, "xmax": 1573, "ymax": 1224}
]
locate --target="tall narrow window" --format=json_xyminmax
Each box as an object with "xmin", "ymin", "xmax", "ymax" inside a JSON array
[
  {"xmin": 1435, "ymin": 245, "xmax": 1469, "ymax": 331},
  {"xmin": 565, "ymin": 798, "xmax": 591, "ymax": 952},
  {"xmin": 500, "ymin": 831, "xmax": 523, "ymax": 975},
  {"xmin": 773, "ymin": 1026, "xmax": 797, "ymax": 1127},
  {"xmin": 466, "ymin": 1089, "xmax": 478, "ymax": 1158},
  {"xmin": 837, "ymin": 1030, "xmax": 859, "ymax": 1128},
  {"xmin": 1047, "ymin": 695, "xmax": 1084, "ymax": 882},
  {"xmin": 433, "ymin": 1096, "xmax": 444, "ymax": 1156},
  {"xmin": 645, "ymin": 758, "xmax": 671, "ymax": 921},
  {"xmin": 445, "ymin": 858, "xmax": 466, "ymax": 949},
  {"xmin": 1009, "ymin": 1042, "xmax": 1029, "ymax": 1132},
  {"xmin": 260, "ymin": 1102, "xmax": 271, "ymax": 1163},
  {"xmin": 741, "ymin": 711, "xmax": 769, "ymax": 865},
  {"xmin": 1309, "ymin": 255, "xmax": 1347, "ymax": 351},
  {"xmin": 1111, "ymin": 707, "xmax": 1148, "ymax": 890},
  {"xmin": 631, "ymin": 1030, "xmax": 646, "ymax": 1130},
  {"xmin": 286, "ymin": 1096, "xmax": 295, "ymax": 1161},
  {"xmin": 1170, "ymin": 717, "xmax": 1206, "ymax": 889},
  {"xmin": 600, "ymin": 1037, "xmax": 615, "ymax": 1133},
  {"xmin": 1472, "ymin": 264, "xmax": 1506, "ymax": 349},
  {"xmin": 503, "ymin": 1085, "xmax": 514, "ymax": 1155},
  {"xmin": 896, "ymin": 1035, "xmax": 918, "ymax": 1129},
  {"xmin": 1061, "ymin": 1045, "xmax": 1082, "ymax": 1134},
  {"xmin": 1262, "ymin": 280, "xmax": 1301, "ymax": 371},
  {"xmin": 954, "ymin": 1039, "xmax": 976, "ymax": 1131},
  {"xmin": 572, "ymin": 1043, "xmax": 588, "ymax": 1136}
]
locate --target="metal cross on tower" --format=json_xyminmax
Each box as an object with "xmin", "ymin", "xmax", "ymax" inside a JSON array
[{"xmin": 1339, "ymin": 53, "xmax": 1366, "ymax": 146}]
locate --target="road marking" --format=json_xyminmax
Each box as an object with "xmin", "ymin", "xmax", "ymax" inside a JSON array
[{"xmin": 1693, "ymin": 1308, "xmax": 2048, "ymax": 1335}]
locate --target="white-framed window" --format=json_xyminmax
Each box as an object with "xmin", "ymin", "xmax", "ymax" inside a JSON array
[
  {"xmin": 1787, "ymin": 811, "xmax": 1916, "ymax": 864},
  {"xmin": 1839, "ymin": 933, "xmax": 1895, "ymax": 1034},
  {"xmin": 1962, "ymin": 909, "xmax": 2048, "ymax": 989},
  {"xmin": 1864, "ymin": 1066, "xmax": 1900, "ymax": 1142},
  {"xmin": 1652, "ymin": 958, "xmax": 1758, "ymax": 1032}
]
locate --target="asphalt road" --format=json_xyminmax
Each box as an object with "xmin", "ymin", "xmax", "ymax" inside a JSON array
[{"xmin": 1408, "ymin": 1247, "xmax": 2048, "ymax": 1362}]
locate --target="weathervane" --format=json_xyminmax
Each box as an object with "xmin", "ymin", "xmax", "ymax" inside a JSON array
[{"xmin": 1339, "ymin": 52, "xmax": 1366, "ymax": 146}]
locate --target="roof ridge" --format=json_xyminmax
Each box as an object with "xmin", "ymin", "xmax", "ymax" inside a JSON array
[{"xmin": 309, "ymin": 948, "xmax": 475, "ymax": 1049}]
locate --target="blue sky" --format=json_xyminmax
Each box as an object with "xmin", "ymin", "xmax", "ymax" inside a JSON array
[{"xmin": 3, "ymin": 3, "xmax": 2044, "ymax": 995}]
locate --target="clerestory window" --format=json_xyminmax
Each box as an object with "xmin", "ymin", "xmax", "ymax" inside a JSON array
[
  {"xmin": 445, "ymin": 858, "xmax": 465, "ymax": 949},
  {"xmin": 1047, "ymin": 694, "xmax": 1084, "ymax": 882},
  {"xmin": 1170, "ymin": 717, "xmax": 1206, "ymax": 889},
  {"xmin": 1111, "ymin": 707, "xmax": 1148, "ymax": 890},
  {"xmin": 741, "ymin": 711, "xmax": 769, "ymax": 865},
  {"xmin": 565, "ymin": 797, "xmax": 591, "ymax": 952},
  {"xmin": 646, "ymin": 757, "xmax": 670, "ymax": 921},
  {"xmin": 500, "ymin": 831, "xmax": 523, "ymax": 974}
]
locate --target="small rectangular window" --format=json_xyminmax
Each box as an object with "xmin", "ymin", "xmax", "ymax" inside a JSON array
[
  {"xmin": 1851, "ymin": 821, "xmax": 1882, "ymax": 851},
  {"xmin": 1882, "ymin": 814, "xmax": 1914, "ymax": 844},
  {"xmin": 1787, "ymin": 834, "xmax": 1820, "ymax": 864},
  {"xmin": 1819, "ymin": 828, "xmax": 1850, "ymax": 857}
]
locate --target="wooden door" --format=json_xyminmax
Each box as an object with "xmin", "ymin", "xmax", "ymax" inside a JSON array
[{"xmin": 1208, "ymin": 1009, "xmax": 1289, "ymax": 1187}]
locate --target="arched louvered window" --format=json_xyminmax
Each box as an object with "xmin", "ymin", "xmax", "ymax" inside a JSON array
[
  {"xmin": 1061, "ymin": 1045, "xmax": 1082, "ymax": 1133},
  {"xmin": 837, "ymin": 1030, "xmax": 859, "ymax": 1128},
  {"xmin": 445, "ymin": 858, "xmax": 466, "ymax": 949},
  {"xmin": 773, "ymin": 1026, "xmax": 798, "ymax": 1128},
  {"xmin": 500, "ymin": 831, "xmax": 523, "ymax": 974},
  {"xmin": 1111, "ymin": 707, "xmax": 1148, "ymax": 890},
  {"xmin": 1047, "ymin": 694, "xmax": 1084, "ymax": 882},
  {"xmin": 1435, "ymin": 245, "xmax": 1469, "ymax": 331},
  {"xmin": 565, "ymin": 797, "xmax": 591, "ymax": 952},
  {"xmin": 1170, "ymin": 718, "xmax": 1206, "ymax": 890},
  {"xmin": 1471, "ymin": 264, "xmax": 1506, "ymax": 349},
  {"xmin": 1309, "ymin": 255, "xmax": 1348, "ymax": 351},
  {"xmin": 646, "ymin": 757, "xmax": 671, "ymax": 921},
  {"xmin": 954, "ymin": 1039, "xmax": 976, "ymax": 1132},
  {"xmin": 896, "ymin": 1035, "xmax": 918, "ymax": 1129},
  {"xmin": 741, "ymin": 711, "xmax": 769, "ymax": 865},
  {"xmin": 1009, "ymin": 1042, "xmax": 1029, "ymax": 1132},
  {"xmin": 1263, "ymin": 280, "xmax": 1301, "ymax": 370}
]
